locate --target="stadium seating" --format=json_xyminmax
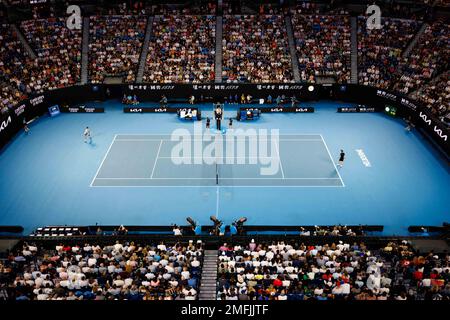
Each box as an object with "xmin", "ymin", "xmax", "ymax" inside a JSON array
[
  {"xmin": 392, "ymin": 20, "xmax": 449, "ymax": 95},
  {"xmin": 216, "ymin": 240, "xmax": 450, "ymax": 300},
  {"xmin": 0, "ymin": 24, "xmax": 29, "ymax": 109},
  {"xmin": 1, "ymin": 240, "xmax": 203, "ymax": 300},
  {"xmin": 291, "ymin": 14, "xmax": 351, "ymax": 83},
  {"xmin": 410, "ymin": 71, "xmax": 450, "ymax": 122},
  {"xmin": 222, "ymin": 15, "xmax": 294, "ymax": 83},
  {"xmin": 20, "ymin": 17, "xmax": 82, "ymax": 89},
  {"xmin": 358, "ymin": 17, "xmax": 419, "ymax": 89},
  {"xmin": 0, "ymin": 3, "xmax": 447, "ymax": 127},
  {"xmin": 89, "ymin": 15, "xmax": 147, "ymax": 83},
  {"xmin": 143, "ymin": 15, "xmax": 216, "ymax": 83}
]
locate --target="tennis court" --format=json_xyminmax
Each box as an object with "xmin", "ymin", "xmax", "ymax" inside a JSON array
[{"xmin": 91, "ymin": 133, "xmax": 344, "ymax": 187}]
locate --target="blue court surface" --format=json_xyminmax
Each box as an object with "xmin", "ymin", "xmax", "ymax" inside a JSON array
[
  {"xmin": 91, "ymin": 134, "xmax": 343, "ymax": 187},
  {"xmin": 0, "ymin": 101, "xmax": 448, "ymax": 235}
]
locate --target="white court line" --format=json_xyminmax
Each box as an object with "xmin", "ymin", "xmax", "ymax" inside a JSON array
[
  {"xmin": 155, "ymin": 156, "xmax": 284, "ymax": 159},
  {"xmin": 94, "ymin": 177, "xmax": 341, "ymax": 180},
  {"xmin": 320, "ymin": 134, "xmax": 345, "ymax": 187},
  {"xmin": 91, "ymin": 185, "xmax": 344, "ymax": 188},
  {"xmin": 273, "ymin": 140, "xmax": 285, "ymax": 179},
  {"xmin": 115, "ymin": 133, "xmax": 325, "ymax": 136},
  {"xmin": 114, "ymin": 139, "xmax": 323, "ymax": 142},
  {"xmin": 150, "ymin": 140, "xmax": 163, "ymax": 179},
  {"xmin": 216, "ymin": 187, "xmax": 220, "ymax": 219},
  {"xmin": 89, "ymin": 134, "xmax": 117, "ymax": 187},
  {"xmin": 91, "ymin": 133, "xmax": 345, "ymax": 188}
]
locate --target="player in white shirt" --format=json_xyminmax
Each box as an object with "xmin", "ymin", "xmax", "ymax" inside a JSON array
[{"xmin": 83, "ymin": 126, "xmax": 91, "ymax": 143}]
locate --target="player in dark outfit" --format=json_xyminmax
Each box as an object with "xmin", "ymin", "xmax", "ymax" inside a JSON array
[
  {"xmin": 338, "ymin": 149, "xmax": 345, "ymax": 168},
  {"xmin": 214, "ymin": 105, "xmax": 223, "ymax": 130}
]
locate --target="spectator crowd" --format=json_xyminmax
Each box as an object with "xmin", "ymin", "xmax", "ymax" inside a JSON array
[
  {"xmin": 143, "ymin": 15, "xmax": 216, "ymax": 83},
  {"xmin": 89, "ymin": 15, "xmax": 147, "ymax": 83},
  {"xmin": 0, "ymin": 240, "xmax": 203, "ymax": 300},
  {"xmin": 358, "ymin": 17, "xmax": 419, "ymax": 89},
  {"xmin": 216, "ymin": 240, "xmax": 450, "ymax": 300},
  {"xmin": 222, "ymin": 14, "xmax": 294, "ymax": 83},
  {"xmin": 0, "ymin": 24, "xmax": 29, "ymax": 110},
  {"xmin": 292, "ymin": 14, "xmax": 351, "ymax": 83},
  {"xmin": 0, "ymin": 10, "xmax": 448, "ymax": 128},
  {"xmin": 392, "ymin": 20, "xmax": 449, "ymax": 95}
]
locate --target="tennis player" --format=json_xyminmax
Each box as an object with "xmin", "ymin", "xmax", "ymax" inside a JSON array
[
  {"xmin": 338, "ymin": 149, "xmax": 345, "ymax": 167},
  {"xmin": 83, "ymin": 126, "xmax": 91, "ymax": 143}
]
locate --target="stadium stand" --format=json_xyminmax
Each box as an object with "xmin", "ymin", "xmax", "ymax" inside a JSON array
[
  {"xmin": 216, "ymin": 240, "xmax": 450, "ymax": 300},
  {"xmin": 410, "ymin": 71, "xmax": 450, "ymax": 123},
  {"xmin": 20, "ymin": 18, "xmax": 82, "ymax": 89},
  {"xmin": 222, "ymin": 14, "xmax": 294, "ymax": 83},
  {"xmin": 143, "ymin": 15, "xmax": 216, "ymax": 83},
  {"xmin": 0, "ymin": 2, "xmax": 449, "ymax": 308},
  {"xmin": 357, "ymin": 17, "xmax": 420, "ymax": 89},
  {"xmin": 392, "ymin": 20, "xmax": 449, "ymax": 95},
  {"xmin": 291, "ymin": 14, "xmax": 351, "ymax": 83},
  {"xmin": 89, "ymin": 15, "xmax": 147, "ymax": 83},
  {"xmin": 0, "ymin": 24, "xmax": 28, "ymax": 110},
  {"xmin": 0, "ymin": 240, "xmax": 203, "ymax": 300}
]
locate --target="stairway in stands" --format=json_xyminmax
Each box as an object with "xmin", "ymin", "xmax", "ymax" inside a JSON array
[
  {"xmin": 199, "ymin": 250, "xmax": 218, "ymax": 300},
  {"xmin": 81, "ymin": 17, "xmax": 90, "ymax": 85},
  {"xmin": 136, "ymin": 16, "xmax": 154, "ymax": 84},
  {"xmin": 285, "ymin": 15, "xmax": 301, "ymax": 83},
  {"xmin": 215, "ymin": 16, "xmax": 223, "ymax": 83},
  {"xmin": 350, "ymin": 17, "xmax": 358, "ymax": 84},
  {"xmin": 11, "ymin": 24, "xmax": 36, "ymax": 60},
  {"xmin": 402, "ymin": 23, "xmax": 428, "ymax": 59}
]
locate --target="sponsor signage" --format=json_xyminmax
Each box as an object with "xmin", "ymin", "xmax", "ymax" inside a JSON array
[
  {"xmin": 260, "ymin": 107, "xmax": 314, "ymax": 113},
  {"xmin": 14, "ymin": 104, "xmax": 27, "ymax": 117},
  {"xmin": 400, "ymin": 98, "xmax": 418, "ymax": 111},
  {"xmin": 337, "ymin": 106, "xmax": 378, "ymax": 113},
  {"xmin": 123, "ymin": 107, "xmax": 178, "ymax": 113},
  {"xmin": 61, "ymin": 106, "xmax": 104, "ymax": 113},
  {"xmin": 29, "ymin": 95, "xmax": 45, "ymax": 106},
  {"xmin": 355, "ymin": 149, "xmax": 372, "ymax": 167},
  {"xmin": 376, "ymin": 89, "xmax": 397, "ymax": 102},
  {"xmin": 419, "ymin": 111, "xmax": 448, "ymax": 142},
  {"xmin": 256, "ymin": 84, "xmax": 304, "ymax": 90},
  {"xmin": 128, "ymin": 85, "xmax": 176, "ymax": 91},
  {"xmin": 0, "ymin": 116, "xmax": 12, "ymax": 133}
]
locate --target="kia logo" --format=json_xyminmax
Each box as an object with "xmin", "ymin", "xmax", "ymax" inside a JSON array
[
  {"xmin": 434, "ymin": 127, "xmax": 448, "ymax": 141},
  {"xmin": 0, "ymin": 116, "xmax": 12, "ymax": 133},
  {"xmin": 419, "ymin": 112, "xmax": 431, "ymax": 125}
]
